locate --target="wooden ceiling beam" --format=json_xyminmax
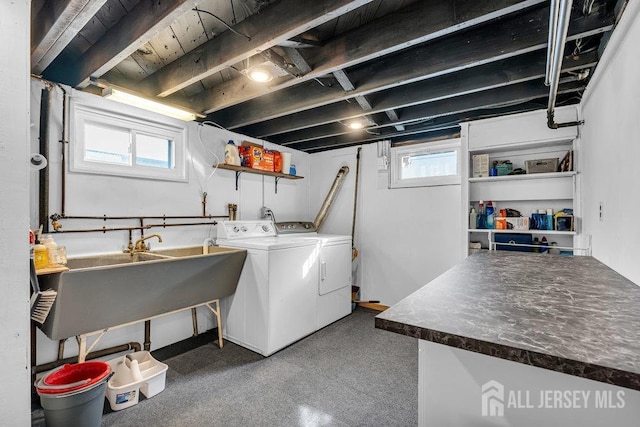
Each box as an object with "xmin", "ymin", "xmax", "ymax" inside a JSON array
[
  {"xmin": 42, "ymin": 0, "xmax": 195, "ymax": 88},
  {"xmin": 191, "ymin": 0, "xmax": 546, "ymax": 114},
  {"xmin": 246, "ymin": 50, "xmax": 597, "ymax": 140},
  {"xmin": 139, "ymin": 0, "xmax": 375, "ymax": 97},
  {"xmin": 385, "ymin": 110, "xmax": 405, "ymax": 131},
  {"xmin": 212, "ymin": 7, "xmax": 613, "ymax": 130},
  {"xmin": 31, "ymin": 0, "xmax": 108, "ymax": 74},
  {"xmin": 285, "ymin": 81, "xmax": 584, "ymax": 151}
]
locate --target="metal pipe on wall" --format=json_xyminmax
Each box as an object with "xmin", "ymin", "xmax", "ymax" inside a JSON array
[
  {"xmin": 546, "ymin": 0, "xmax": 583, "ymax": 129},
  {"xmin": 38, "ymin": 86, "xmax": 52, "ymax": 232},
  {"xmin": 34, "ymin": 342, "xmax": 142, "ymax": 374}
]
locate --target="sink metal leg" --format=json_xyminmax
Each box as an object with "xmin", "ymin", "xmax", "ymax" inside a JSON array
[
  {"xmin": 76, "ymin": 330, "xmax": 108, "ymax": 362},
  {"xmin": 205, "ymin": 299, "xmax": 223, "ymax": 349}
]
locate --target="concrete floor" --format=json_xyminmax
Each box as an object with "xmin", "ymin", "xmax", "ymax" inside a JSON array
[{"xmin": 34, "ymin": 308, "xmax": 418, "ymax": 426}]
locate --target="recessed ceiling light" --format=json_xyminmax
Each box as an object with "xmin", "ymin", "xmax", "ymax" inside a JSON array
[
  {"xmin": 247, "ymin": 65, "xmax": 274, "ymax": 83},
  {"xmin": 348, "ymin": 121, "xmax": 364, "ymax": 130}
]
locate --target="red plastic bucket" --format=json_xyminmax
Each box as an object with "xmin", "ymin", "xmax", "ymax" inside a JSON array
[
  {"xmin": 36, "ymin": 362, "xmax": 112, "ymax": 427},
  {"xmin": 38, "ymin": 361, "xmax": 111, "ymax": 394}
]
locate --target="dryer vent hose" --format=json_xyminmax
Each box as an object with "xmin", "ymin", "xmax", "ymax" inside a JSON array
[{"xmin": 313, "ymin": 166, "xmax": 350, "ymax": 231}]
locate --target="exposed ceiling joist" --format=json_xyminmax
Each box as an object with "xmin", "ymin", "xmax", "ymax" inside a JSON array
[
  {"xmin": 43, "ymin": 0, "xmax": 195, "ymax": 88},
  {"xmin": 219, "ymin": 8, "xmax": 613, "ymax": 132},
  {"xmin": 190, "ymin": 0, "xmax": 546, "ymax": 114},
  {"xmin": 333, "ymin": 69, "xmax": 373, "ymax": 111},
  {"xmin": 281, "ymin": 47, "xmax": 312, "ymax": 75},
  {"xmin": 138, "ymin": 0, "xmax": 375, "ymax": 98},
  {"xmin": 384, "ymin": 110, "xmax": 405, "ymax": 131},
  {"xmin": 31, "ymin": 0, "xmax": 108, "ymax": 74},
  {"xmin": 241, "ymin": 50, "xmax": 598, "ymax": 139},
  {"xmin": 287, "ymin": 81, "xmax": 584, "ymax": 151}
]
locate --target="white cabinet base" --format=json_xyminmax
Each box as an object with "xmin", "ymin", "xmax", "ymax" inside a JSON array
[{"xmin": 419, "ymin": 340, "xmax": 640, "ymax": 427}]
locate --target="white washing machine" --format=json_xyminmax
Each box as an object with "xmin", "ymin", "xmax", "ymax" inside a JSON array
[
  {"xmin": 276, "ymin": 221, "xmax": 352, "ymax": 330},
  {"xmin": 216, "ymin": 221, "xmax": 321, "ymax": 356}
]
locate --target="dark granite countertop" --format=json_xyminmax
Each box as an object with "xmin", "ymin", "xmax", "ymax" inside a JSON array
[{"xmin": 375, "ymin": 251, "xmax": 640, "ymax": 390}]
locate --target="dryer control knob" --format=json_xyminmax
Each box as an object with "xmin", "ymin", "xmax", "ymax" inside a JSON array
[
  {"xmin": 262, "ymin": 225, "xmax": 270, "ymax": 232},
  {"xmin": 233, "ymin": 226, "xmax": 239, "ymax": 233},
  {"xmin": 240, "ymin": 226, "xmax": 248, "ymax": 232}
]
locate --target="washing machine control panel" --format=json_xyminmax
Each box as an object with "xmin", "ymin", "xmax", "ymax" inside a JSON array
[
  {"xmin": 275, "ymin": 221, "xmax": 317, "ymax": 234},
  {"xmin": 217, "ymin": 221, "xmax": 276, "ymax": 239}
]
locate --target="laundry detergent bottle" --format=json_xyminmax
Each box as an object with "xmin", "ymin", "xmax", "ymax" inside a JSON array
[
  {"xmin": 224, "ymin": 140, "xmax": 241, "ymax": 166},
  {"xmin": 486, "ymin": 201, "xmax": 495, "ymax": 229}
]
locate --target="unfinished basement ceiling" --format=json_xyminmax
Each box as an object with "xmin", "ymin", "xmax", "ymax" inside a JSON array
[{"xmin": 32, "ymin": 0, "xmax": 626, "ymax": 153}]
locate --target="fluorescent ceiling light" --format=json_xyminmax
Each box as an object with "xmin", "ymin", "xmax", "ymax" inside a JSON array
[
  {"xmin": 102, "ymin": 88, "xmax": 197, "ymax": 121},
  {"xmin": 246, "ymin": 64, "xmax": 275, "ymax": 83}
]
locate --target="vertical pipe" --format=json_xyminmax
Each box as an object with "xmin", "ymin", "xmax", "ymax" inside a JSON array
[
  {"xmin": 191, "ymin": 308, "xmax": 199, "ymax": 337},
  {"xmin": 545, "ymin": 0, "xmax": 560, "ymax": 86},
  {"xmin": 144, "ymin": 320, "xmax": 151, "ymax": 351},
  {"xmin": 547, "ymin": 0, "xmax": 582, "ymax": 129},
  {"xmin": 39, "ymin": 87, "xmax": 51, "ymax": 232},
  {"xmin": 58, "ymin": 85, "xmax": 68, "ymax": 216}
]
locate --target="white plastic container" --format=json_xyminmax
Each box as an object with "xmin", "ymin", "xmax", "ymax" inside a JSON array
[
  {"xmin": 224, "ymin": 140, "xmax": 241, "ymax": 166},
  {"xmin": 106, "ymin": 351, "xmax": 168, "ymax": 411},
  {"xmin": 43, "ymin": 235, "xmax": 58, "ymax": 266}
]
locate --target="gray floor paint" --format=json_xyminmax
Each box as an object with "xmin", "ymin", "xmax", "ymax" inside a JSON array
[{"xmin": 36, "ymin": 308, "xmax": 418, "ymax": 426}]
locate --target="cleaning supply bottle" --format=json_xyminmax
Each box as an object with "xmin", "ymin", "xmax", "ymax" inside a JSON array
[
  {"xmin": 469, "ymin": 207, "xmax": 477, "ymax": 229},
  {"xmin": 486, "ymin": 201, "xmax": 495, "ymax": 229},
  {"xmin": 43, "ymin": 235, "xmax": 58, "ymax": 266},
  {"xmin": 224, "ymin": 140, "xmax": 240, "ymax": 166},
  {"xmin": 477, "ymin": 201, "xmax": 486, "ymax": 229},
  {"xmin": 546, "ymin": 208, "xmax": 554, "ymax": 230},
  {"xmin": 34, "ymin": 239, "xmax": 48, "ymax": 269}
]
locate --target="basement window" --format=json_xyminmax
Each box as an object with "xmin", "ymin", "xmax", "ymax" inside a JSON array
[
  {"xmin": 71, "ymin": 103, "xmax": 186, "ymax": 181},
  {"xmin": 389, "ymin": 139, "xmax": 461, "ymax": 188}
]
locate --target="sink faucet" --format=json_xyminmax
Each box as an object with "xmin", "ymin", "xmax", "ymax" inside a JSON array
[{"xmin": 133, "ymin": 233, "xmax": 163, "ymax": 253}]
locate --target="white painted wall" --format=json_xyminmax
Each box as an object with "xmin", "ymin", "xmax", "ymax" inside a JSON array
[
  {"xmin": 0, "ymin": 1, "xmax": 31, "ymax": 425},
  {"xmin": 310, "ymin": 144, "xmax": 463, "ymax": 306},
  {"xmin": 29, "ymin": 81, "xmax": 310, "ymax": 364},
  {"xmin": 579, "ymin": 0, "xmax": 640, "ymax": 285}
]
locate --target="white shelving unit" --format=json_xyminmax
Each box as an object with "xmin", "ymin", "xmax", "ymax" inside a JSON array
[{"xmin": 460, "ymin": 108, "xmax": 587, "ymax": 257}]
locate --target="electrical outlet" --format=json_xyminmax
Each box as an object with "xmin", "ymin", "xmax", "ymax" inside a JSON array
[{"xmin": 599, "ymin": 202, "xmax": 604, "ymax": 222}]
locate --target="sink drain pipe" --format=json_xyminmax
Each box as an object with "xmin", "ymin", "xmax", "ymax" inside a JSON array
[{"xmin": 34, "ymin": 341, "xmax": 141, "ymax": 374}]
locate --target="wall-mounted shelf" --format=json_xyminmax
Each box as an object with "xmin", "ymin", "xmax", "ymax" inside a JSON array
[
  {"xmin": 214, "ymin": 164, "xmax": 303, "ymax": 193},
  {"xmin": 468, "ymin": 171, "xmax": 576, "ymax": 183},
  {"xmin": 36, "ymin": 266, "xmax": 69, "ymax": 275},
  {"xmin": 468, "ymin": 229, "xmax": 576, "ymax": 236}
]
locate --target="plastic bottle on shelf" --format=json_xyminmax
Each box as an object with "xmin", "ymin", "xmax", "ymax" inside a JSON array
[
  {"xmin": 224, "ymin": 140, "xmax": 241, "ymax": 166},
  {"xmin": 486, "ymin": 201, "xmax": 495, "ymax": 229},
  {"xmin": 546, "ymin": 208, "xmax": 554, "ymax": 230},
  {"xmin": 469, "ymin": 207, "xmax": 477, "ymax": 229},
  {"xmin": 541, "ymin": 236, "xmax": 548, "ymax": 253},
  {"xmin": 34, "ymin": 239, "xmax": 48, "ymax": 269},
  {"xmin": 477, "ymin": 201, "xmax": 486, "ymax": 229},
  {"xmin": 43, "ymin": 235, "xmax": 58, "ymax": 266}
]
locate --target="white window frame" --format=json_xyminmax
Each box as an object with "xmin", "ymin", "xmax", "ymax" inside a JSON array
[
  {"xmin": 389, "ymin": 138, "xmax": 461, "ymax": 188},
  {"xmin": 70, "ymin": 102, "xmax": 187, "ymax": 182}
]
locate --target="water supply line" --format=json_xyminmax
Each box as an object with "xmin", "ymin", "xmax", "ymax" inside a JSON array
[
  {"xmin": 546, "ymin": 0, "xmax": 584, "ymax": 129},
  {"xmin": 38, "ymin": 84, "xmax": 52, "ymax": 232},
  {"xmin": 351, "ymin": 148, "xmax": 362, "ymax": 260},
  {"xmin": 313, "ymin": 166, "xmax": 350, "ymax": 231}
]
